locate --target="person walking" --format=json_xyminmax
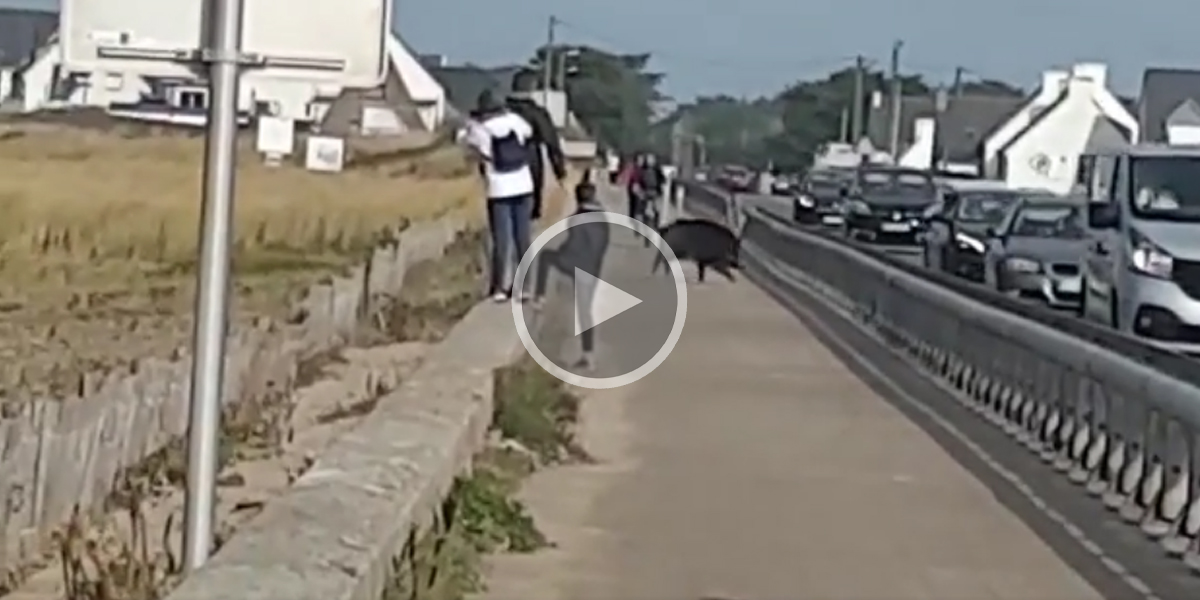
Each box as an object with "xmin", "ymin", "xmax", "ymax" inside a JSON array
[
  {"xmin": 505, "ymin": 71, "xmax": 568, "ymax": 219},
  {"xmin": 532, "ymin": 171, "xmax": 610, "ymax": 370},
  {"xmin": 638, "ymin": 153, "xmax": 666, "ymax": 229},
  {"xmin": 465, "ymin": 89, "xmax": 538, "ymax": 302}
]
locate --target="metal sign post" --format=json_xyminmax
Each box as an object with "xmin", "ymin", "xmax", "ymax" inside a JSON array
[{"xmin": 182, "ymin": 0, "xmax": 249, "ymax": 572}]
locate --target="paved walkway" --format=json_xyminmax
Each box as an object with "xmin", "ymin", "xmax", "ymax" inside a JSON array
[{"xmin": 478, "ymin": 197, "xmax": 1103, "ymax": 599}]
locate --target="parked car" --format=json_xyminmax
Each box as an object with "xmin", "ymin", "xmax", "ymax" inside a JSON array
[
  {"xmin": 982, "ymin": 198, "xmax": 1088, "ymax": 309},
  {"xmin": 921, "ymin": 182, "xmax": 1040, "ymax": 281},
  {"xmin": 793, "ymin": 168, "xmax": 853, "ymax": 226},
  {"xmin": 717, "ymin": 165, "xmax": 755, "ymax": 193},
  {"xmin": 840, "ymin": 167, "xmax": 939, "ymax": 244},
  {"xmin": 1079, "ymin": 145, "xmax": 1200, "ymax": 351},
  {"xmin": 770, "ymin": 173, "xmax": 799, "ymax": 196}
]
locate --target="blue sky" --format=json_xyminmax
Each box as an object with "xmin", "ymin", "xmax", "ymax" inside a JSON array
[
  {"xmin": 397, "ymin": 0, "xmax": 1200, "ymax": 100},
  {"xmin": 15, "ymin": 0, "xmax": 1200, "ymax": 100}
]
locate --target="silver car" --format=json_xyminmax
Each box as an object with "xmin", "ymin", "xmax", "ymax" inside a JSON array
[{"xmin": 983, "ymin": 199, "xmax": 1088, "ymax": 309}]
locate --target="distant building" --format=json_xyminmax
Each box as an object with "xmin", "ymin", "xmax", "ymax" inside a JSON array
[
  {"xmin": 868, "ymin": 63, "xmax": 1137, "ymax": 194},
  {"xmin": 1137, "ymin": 68, "xmax": 1200, "ymax": 145}
]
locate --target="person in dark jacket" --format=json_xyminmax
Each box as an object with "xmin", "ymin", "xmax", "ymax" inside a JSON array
[
  {"xmin": 532, "ymin": 171, "xmax": 609, "ymax": 369},
  {"xmin": 506, "ymin": 71, "xmax": 568, "ymax": 220}
]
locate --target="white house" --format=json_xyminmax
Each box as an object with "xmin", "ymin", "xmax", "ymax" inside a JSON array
[
  {"xmin": 985, "ymin": 63, "xmax": 1136, "ymax": 194},
  {"xmin": 2, "ymin": 11, "xmax": 450, "ymax": 136},
  {"xmin": 1164, "ymin": 99, "xmax": 1200, "ymax": 145}
]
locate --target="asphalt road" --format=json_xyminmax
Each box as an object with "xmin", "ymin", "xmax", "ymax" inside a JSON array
[{"xmin": 738, "ymin": 192, "xmax": 926, "ymax": 266}]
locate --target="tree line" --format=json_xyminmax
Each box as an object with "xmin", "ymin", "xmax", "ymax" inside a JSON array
[{"xmin": 539, "ymin": 44, "xmax": 1027, "ymax": 171}]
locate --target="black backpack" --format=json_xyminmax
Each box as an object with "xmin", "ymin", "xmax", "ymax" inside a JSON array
[{"xmin": 489, "ymin": 125, "xmax": 530, "ymax": 174}]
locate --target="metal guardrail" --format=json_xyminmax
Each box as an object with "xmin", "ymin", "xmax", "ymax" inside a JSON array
[{"xmin": 679, "ymin": 180, "xmax": 1200, "ymax": 568}]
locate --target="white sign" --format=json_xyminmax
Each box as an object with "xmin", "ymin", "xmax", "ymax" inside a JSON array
[
  {"xmin": 305, "ymin": 136, "xmax": 345, "ymax": 173},
  {"xmin": 256, "ymin": 116, "xmax": 295, "ymax": 158}
]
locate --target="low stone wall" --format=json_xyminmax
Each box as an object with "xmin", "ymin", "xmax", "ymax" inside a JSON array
[
  {"xmin": 0, "ymin": 214, "xmax": 471, "ymax": 573},
  {"xmin": 162, "ymin": 188, "xmax": 582, "ymax": 600}
]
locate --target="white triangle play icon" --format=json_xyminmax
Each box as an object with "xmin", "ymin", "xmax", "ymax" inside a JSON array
[{"xmin": 574, "ymin": 268, "xmax": 642, "ymax": 336}]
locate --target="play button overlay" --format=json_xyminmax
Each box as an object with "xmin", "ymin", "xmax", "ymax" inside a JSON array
[
  {"xmin": 512, "ymin": 211, "xmax": 688, "ymax": 390},
  {"xmin": 574, "ymin": 268, "xmax": 642, "ymax": 335}
]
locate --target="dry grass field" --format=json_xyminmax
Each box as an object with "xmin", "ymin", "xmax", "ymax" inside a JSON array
[{"xmin": 0, "ymin": 123, "xmax": 568, "ymax": 403}]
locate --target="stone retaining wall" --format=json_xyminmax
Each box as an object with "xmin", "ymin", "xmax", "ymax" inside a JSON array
[{"xmin": 0, "ymin": 213, "xmax": 472, "ymax": 573}]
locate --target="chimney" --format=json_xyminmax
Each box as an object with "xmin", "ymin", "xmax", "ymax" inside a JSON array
[
  {"xmin": 1071, "ymin": 63, "xmax": 1108, "ymax": 89},
  {"xmin": 1036, "ymin": 70, "xmax": 1069, "ymax": 105}
]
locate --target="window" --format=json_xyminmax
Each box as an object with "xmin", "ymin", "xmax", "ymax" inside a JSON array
[
  {"xmin": 1090, "ymin": 155, "xmax": 1115, "ymax": 201},
  {"xmin": 1110, "ymin": 156, "xmax": 1127, "ymax": 203},
  {"xmin": 173, "ymin": 87, "xmax": 208, "ymax": 110},
  {"xmin": 1075, "ymin": 155, "xmax": 1094, "ymax": 186},
  {"xmin": 1129, "ymin": 155, "xmax": 1200, "ymax": 220},
  {"xmin": 180, "ymin": 90, "xmax": 206, "ymax": 110}
]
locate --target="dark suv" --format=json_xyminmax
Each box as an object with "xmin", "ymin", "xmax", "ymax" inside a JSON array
[
  {"xmin": 792, "ymin": 168, "xmax": 853, "ymax": 226},
  {"xmin": 841, "ymin": 167, "xmax": 938, "ymax": 244}
]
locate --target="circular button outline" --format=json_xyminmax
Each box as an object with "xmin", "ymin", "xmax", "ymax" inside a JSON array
[{"xmin": 511, "ymin": 211, "xmax": 688, "ymax": 390}]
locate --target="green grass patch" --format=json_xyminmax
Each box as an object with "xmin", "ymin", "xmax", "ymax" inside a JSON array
[{"xmin": 381, "ymin": 359, "xmax": 588, "ymax": 600}]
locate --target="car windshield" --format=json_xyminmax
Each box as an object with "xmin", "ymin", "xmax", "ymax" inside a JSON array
[
  {"xmin": 1010, "ymin": 204, "xmax": 1085, "ymax": 238},
  {"xmin": 1129, "ymin": 156, "xmax": 1200, "ymax": 221},
  {"xmin": 955, "ymin": 192, "xmax": 1016, "ymax": 223},
  {"xmin": 860, "ymin": 170, "xmax": 933, "ymax": 194}
]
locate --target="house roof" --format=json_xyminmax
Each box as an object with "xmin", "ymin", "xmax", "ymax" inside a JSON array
[
  {"xmin": 1000, "ymin": 92, "xmax": 1133, "ymax": 156},
  {"xmin": 1166, "ymin": 97, "xmax": 1200, "ymax": 127},
  {"xmin": 428, "ymin": 65, "xmax": 530, "ymax": 115},
  {"xmin": 1084, "ymin": 116, "xmax": 1130, "ymax": 152},
  {"xmin": 866, "ymin": 94, "xmax": 1024, "ymax": 163},
  {"xmin": 428, "ymin": 66, "xmax": 506, "ymax": 114},
  {"xmin": 934, "ymin": 96, "xmax": 1026, "ymax": 163},
  {"xmin": 1137, "ymin": 68, "xmax": 1200, "ymax": 143},
  {"xmin": 0, "ymin": 8, "xmax": 57, "ymax": 69}
]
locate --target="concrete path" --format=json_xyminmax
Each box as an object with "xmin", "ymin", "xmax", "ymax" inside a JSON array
[{"xmin": 480, "ymin": 247, "xmax": 1102, "ymax": 599}]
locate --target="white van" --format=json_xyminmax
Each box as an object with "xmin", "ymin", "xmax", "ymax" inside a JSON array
[{"xmin": 1079, "ymin": 145, "xmax": 1200, "ymax": 352}]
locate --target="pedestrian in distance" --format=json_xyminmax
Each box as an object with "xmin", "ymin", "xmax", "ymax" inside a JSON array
[{"xmin": 464, "ymin": 89, "xmax": 538, "ymax": 302}]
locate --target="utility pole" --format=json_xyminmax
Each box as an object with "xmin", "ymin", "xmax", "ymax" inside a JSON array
[
  {"xmin": 556, "ymin": 45, "xmax": 567, "ymax": 90},
  {"xmin": 542, "ymin": 16, "xmax": 558, "ymax": 103},
  {"xmin": 933, "ymin": 86, "xmax": 949, "ymax": 170},
  {"xmin": 953, "ymin": 66, "xmax": 966, "ymax": 97},
  {"xmin": 839, "ymin": 107, "xmax": 849, "ymax": 142},
  {"xmin": 183, "ymin": 0, "xmax": 246, "ymax": 573},
  {"xmin": 887, "ymin": 40, "xmax": 904, "ymax": 159},
  {"xmin": 850, "ymin": 55, "xmax": 865, "ymax": 144}
]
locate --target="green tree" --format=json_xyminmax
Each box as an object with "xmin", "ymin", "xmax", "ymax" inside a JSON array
[{"xmin": 531, "ymin": 45, "xmax": 665, "ymax": 153}]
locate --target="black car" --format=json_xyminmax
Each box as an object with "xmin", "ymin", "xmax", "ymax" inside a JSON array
[
  {"xmin": 840, "ymin": 167, "xmax": 938, "ymax": 244},
  {"xmin": 921, "ymin": 186, "xmax": 1024, "ymax": 281},
  {"xmin": 792, "ymin": 169, "xmax": 853, "ymax": 226},
  {"xmin": 770, "ymin": 174, "xmax": 798, "ymax": 196}
]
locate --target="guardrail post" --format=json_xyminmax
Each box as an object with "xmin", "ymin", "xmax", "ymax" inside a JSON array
[
  {"xmin": 1107, "ymin": 403, "xmax": 1147, "ymax": 510},
  {"xmin": 1069, "ymin": 380, "xmax": 1104, "ymax": 484},
  {"xmin": 1122, "ymin": 411, "xmax": 1165, "ymax": 523},
  {"xmin": 1145, "ymin": 419, "xmax": 1189, "ymax": 540},
  {"xmin": 1175, "ymin": 437, "xmax": 1200, "ymax": 562}
]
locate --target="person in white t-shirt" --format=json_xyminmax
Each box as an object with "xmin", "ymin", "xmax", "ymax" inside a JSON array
[{"xmin": 465, "ymin": 90, "xmax": 537, "ymax": 302}]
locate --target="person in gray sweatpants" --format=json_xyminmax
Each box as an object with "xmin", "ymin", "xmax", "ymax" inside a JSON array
[{"xmin": 533, "ymin": 172, "xmax": 610, "ymax": 369}]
